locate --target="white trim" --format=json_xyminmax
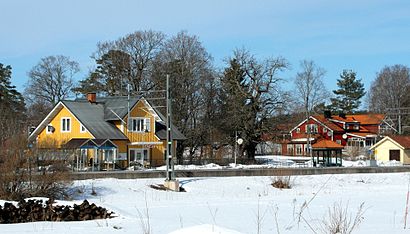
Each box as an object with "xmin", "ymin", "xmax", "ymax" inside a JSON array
[
  {"xmin": 290, "ymin": 116, "xmax": 335, "ymax": 134},
  {"xmin": 128, "ymin": 142, "xmax": 162, "ymax": 145},
  {"xmin": 28, "ymin": 101, "xmax": 96, "ymax": 141},
  {"xmin": 346, "ymin": 133, "xmax": 367, "ymax": 139},
  {"xmin": 310, "ymin": 116, "xmax": 335, "ymax": 133},
  {"xmin": 370, "ymin": 136, "xmax": 405, "ymax": 150},
  {"xmin": 129, "ymin": 117, "xmax": 150, "ymax": 132},
  {"xmin": 140, "ymin": 97, "xmax": 161, "ymax": 121},
  {"xmin": 28, "ymin": 102, "xmax": 64, "ymax": 140},
  {"xmin": 291, "ymin": 138, "xmax": 315, "ymax": 142}
]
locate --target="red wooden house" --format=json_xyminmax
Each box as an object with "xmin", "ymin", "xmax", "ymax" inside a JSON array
[{"xmin": 282, "ymin": 112, "xmax": 393, "ymax": 156}]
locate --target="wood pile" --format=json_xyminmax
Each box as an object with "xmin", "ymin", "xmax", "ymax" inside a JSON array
[{"xmin": 0, "ymin": 199, "xmax": 114, "ymax": 223}]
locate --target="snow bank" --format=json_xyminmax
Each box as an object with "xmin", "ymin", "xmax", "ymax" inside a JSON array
[{"xmin": 169, "ymin": 224, "xmax": 243, "ymax": 234}]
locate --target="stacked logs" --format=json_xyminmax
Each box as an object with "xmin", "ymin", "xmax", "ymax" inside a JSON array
[{"xmin": 0, "ymin": 199, "xmax": 114, "ymax": 223}]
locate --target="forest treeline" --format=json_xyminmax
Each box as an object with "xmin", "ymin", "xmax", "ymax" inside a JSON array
[{"xmin": 1, "ymin": 30, "xmax": 410, "ymax": 160}]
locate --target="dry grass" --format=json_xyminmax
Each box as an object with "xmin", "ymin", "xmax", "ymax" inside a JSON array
[
  {"xmin": 318, "ymin": 202, "xmax": 366, "ymax": 234},
  {"xmin": 271, "ymin": 176, "xmax": 292, "ymax": 189},
  {"xmin": 0, "ymin": 135, "xmax": 72, "ymax": 200}
]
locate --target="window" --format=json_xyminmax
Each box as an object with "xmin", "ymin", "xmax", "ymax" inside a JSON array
[
  {"xmin": 61, "ymin": 117, "xmax": 71, "ymax": 133},
  {"xmin": 129, "ymin": 118, "xmax": 150, "ymax": 132},
  {"xmin": 296, "ymin": 144, "xmax": 303, "ymax": 155},
  {"xmin": 336, "ymin": 140, "xmax": 342, "ymax": 145},
  {"xmin": 80, "ymin": 124, "xmax": 86, "ymax": 133},
  {"xmin": 46, "ymin": 124, "xmax": 54, "ymax": 134},
  {"xmin": 104, "ymin": 150, "xmax": 114, "ymax": 162},
  {"xmin": 306, "ymin": 124, "xmax": 318, "ymax": 134},
  {"xmin": 129, "ymin": 149, "xmax": 149, "ymax": 162},
  {"xmin": 296, "ymin": 128, "xmax": 300, "ymax": 133},
  {"xmin": 287, "ymin": 145, "xmax": 294, "ymax": 155},
  {"xmin": 323, "ymin": 128, "xmax": 327, "ymax": 133}
]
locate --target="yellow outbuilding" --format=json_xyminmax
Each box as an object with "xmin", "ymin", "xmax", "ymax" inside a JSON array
[{"xmin": 370, "ymin": 135, "xmax": 410, "ymax": 164}]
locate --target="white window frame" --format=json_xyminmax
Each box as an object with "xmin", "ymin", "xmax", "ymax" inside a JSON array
[
  {"xmin": 296, "ymin": 144, "xmax": 303, "ymax": 155},
  {"xmin": 305, "ymin": 124, "xmax": 318, "ymax": 134},
  {"xmin": 287, "ymin": 145, "xmax": 294, "ymax": 155},
  {"xmin": 80, "ymin": 124, "xmax": 86, "ymax": 133},
  {"xmin": 46, "ymin": 124, "xmax": 54, "ymax": 134},
  {"xmin": 129, "ymin": 117, "xmax": 150, "ymax": 132},
  {"xmin": 61, "ymin": 117, "xmax": 71, "ymax": 133},
  {"xmin": 129, "ymin": 148, "xmax": 149, "ymax": 164}
]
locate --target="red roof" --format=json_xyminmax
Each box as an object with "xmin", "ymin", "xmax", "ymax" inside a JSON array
[
  {"xmin": 389, "ymin": 135, "xmax": 410, "ymax": 149},
  {"xmin": 312, "ymin": 115, "xmax": 344, "ymax": 131},
  {"xmin": 312, "ymin": 139, "xmax": 344, "ymax": 149},
  {"xmin": 331, "ymin": 114, "xmax": 385, "ymax": 125}
]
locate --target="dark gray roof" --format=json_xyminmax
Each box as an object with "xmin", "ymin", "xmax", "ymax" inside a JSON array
[
  {"xmin": 62, "ymin": 100, "xmax": 128, "ymax": 140},
  {"xmin": 155, "ymin": 122, "xmax": 186, "ymax": 140},
  {"xmin": 102, "ymin": 96, "xmax": 140, "ymax": 121},
  {"xmin": 75, "ymin": 96, "xmax": 141, "ymax": 121},
  {"xmin": 68, "ymin": 96, "xmax": 186, "ymax": 141},
  {"xmin": 153, "ymin": 108, "xmax": 186, "ymax": 140}
]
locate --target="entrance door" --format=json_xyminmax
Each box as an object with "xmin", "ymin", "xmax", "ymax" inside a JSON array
[
  {"xmin": 129, "ymin": 148, "xmax": 149, "ymax": 166},
  {"xmin": 389, "ymin": 150, "xmax": 400, "ymax": 161}
]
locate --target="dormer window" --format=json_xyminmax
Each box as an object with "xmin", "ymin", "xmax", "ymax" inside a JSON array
[{"xmin": 130, "ymin": 117, "xmax": 150, "ymax": 132}]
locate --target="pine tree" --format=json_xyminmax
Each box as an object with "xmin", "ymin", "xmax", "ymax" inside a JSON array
[
  {"xmin": 0, "ymin": 63, "xmax": 26, "ymax": 144},
  {"xmin": 330, "ymin": 70, "xmax": 365, "ymax": 113}
]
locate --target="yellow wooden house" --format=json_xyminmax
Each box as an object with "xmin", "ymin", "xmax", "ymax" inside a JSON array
[{"xmin": 28, "ymin": 93, "xmax": 185, "ymax": 170}]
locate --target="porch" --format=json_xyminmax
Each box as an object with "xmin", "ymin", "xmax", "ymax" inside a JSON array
[{"xmin": 64, "ymin": 138, "xmax": 119, "ymax": 171}]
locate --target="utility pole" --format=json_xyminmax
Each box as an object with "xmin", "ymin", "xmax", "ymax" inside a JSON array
[{"xmin": 164, "ymin": 74, "xmax": 179, "ymax": 191}]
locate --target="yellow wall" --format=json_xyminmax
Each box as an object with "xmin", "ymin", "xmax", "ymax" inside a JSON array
[
  {"xmin": 122, "ymin": 100, "xmax": 159, "ymax": 143},
  {"xmin": 37, "ymin": 107, "xmax": 93, "ymax": 148},
  {"xmin": 374, "ymin": 139, "xmax": 404, "ymax": 163},
  {"xmin": 36, "ymin": 100, "xmax": 176, "ymax": 167},
  {"xmin": 404, "ymin": 150, "xmax": 410, "ymax": 165}
]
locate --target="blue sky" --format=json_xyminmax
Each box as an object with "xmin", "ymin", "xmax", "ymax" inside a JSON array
[{"xmin": 1, "ymin": 0, "xmax": 410, "ymax": 95}]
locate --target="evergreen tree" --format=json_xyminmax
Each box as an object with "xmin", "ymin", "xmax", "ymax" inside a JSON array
[
  {"xmin": 330, "ymin": 70, "xmax": 365, "ymax": 113},
  {"xmin": 0, "ymin": 63, "xmax": 26, "ymax": 144},
  {"xmin": 218, "ymin": 49, "xmax": 288, "ymax": 160}
]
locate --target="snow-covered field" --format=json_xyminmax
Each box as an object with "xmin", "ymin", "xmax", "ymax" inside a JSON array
[{"xmin": 1, "ymin": 172, "xmax": 410, "ymax": 234}]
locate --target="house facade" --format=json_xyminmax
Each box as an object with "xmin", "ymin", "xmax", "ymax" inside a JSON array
[
  {"xmin": 370, "ymin": 135, "xmax": 410, "ymax": 164},
  {"xmin": 282, "ymin": 112, "xmax": 392, "ymax": 156},
  {"xmin": 28, "ymin": 93, "xmax": 185, "ymax": 170}
]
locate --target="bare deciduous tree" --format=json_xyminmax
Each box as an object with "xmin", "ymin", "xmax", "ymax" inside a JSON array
[
  {"xmin": 294, "ymin": 60, "xmax": 328, "ymax": 157},
  {"xmin": 368, "ymin": 64, "xmax": 410, "ymax": 112},
  {"xmin": 76, "ymin": 30, "xmax": 166, "ymax": 96},
  {"xmin": 26, "ymin": 55, "xmax": 79, "ymax": 106},
  {"xmin": 152, "ymin": 31, "xmax": 215, "ymax": 163}
]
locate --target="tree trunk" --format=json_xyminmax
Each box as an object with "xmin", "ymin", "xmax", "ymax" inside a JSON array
[{"xmin": 245, "ymin": 143, "xmax": 257, "ymax": 162}]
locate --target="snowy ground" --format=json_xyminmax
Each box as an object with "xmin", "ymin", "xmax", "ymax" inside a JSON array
[{"xmin": 1, "ymin": 172, "xmax": 410, "ymax": 233}]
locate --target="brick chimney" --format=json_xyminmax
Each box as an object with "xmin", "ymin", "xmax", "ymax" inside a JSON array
[{"xmin": 87, "ymin": 92, "xmax": 96, "ymax": 103}]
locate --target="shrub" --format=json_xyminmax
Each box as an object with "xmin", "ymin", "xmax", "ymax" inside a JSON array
[
  {"xmin": 271, "ymin": 176, "xmax": 292, "ymax": 189},
  {"xmin": 0, "ymin": 135, "xmax": 72, "ymax": 200}
]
